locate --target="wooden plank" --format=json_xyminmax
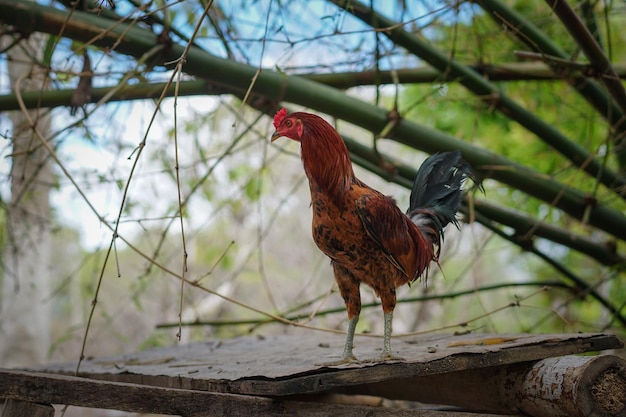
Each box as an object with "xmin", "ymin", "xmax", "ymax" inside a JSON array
[
  {"xmin": 0, "ymin": 369, "xmax": 516, "ymax": 417},
  {"xmin": 28, "ymin": 332, "xmax": 621, "ymax": 396},
  {"xmin": 1, "ymin": 399, "xmax": 54, "ymax": 417},
  {"xmin": 338, "ymin": 354, "xmax": 626, "ymax": 417}
]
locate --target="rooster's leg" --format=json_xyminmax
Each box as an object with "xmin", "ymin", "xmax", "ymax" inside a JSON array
[
  {"xmin": 377, "ymin": 290, "xmax": 404, "ymax": 362},
  {"xmin": 381, "ymin": 311, "xmax": 401, "ymax": 360},
  {"xmin": 341, "ymin": 315, "xmax": 359, "ymax": 361},
  {"xmin": 320, "ymin": 263, "xmax": 361, "ymax": 365},
  {"xmin": 318, "ymin": 313, "xmax": 360, "ymax": 366},
  {"xmin": 371, "ymin": 311, "xmax": 403, "ymax": 361}
]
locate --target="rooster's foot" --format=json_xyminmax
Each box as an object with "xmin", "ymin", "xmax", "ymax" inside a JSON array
[
  {"xmin": 363, "ymin": 352, "xmax": 405, "ymax": 363},
  {"xmin": 317, "ymin": 354, "xmax": 361, "ymax": 367}
]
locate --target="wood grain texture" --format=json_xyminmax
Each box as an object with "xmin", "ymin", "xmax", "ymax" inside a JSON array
[
  {"xmin": 24, "ymin": 332, "xmax": 623, "ymax": 398},
  {"xmin": 339, "ymin": 355, "xmax": 626, "ymax": 417},
  {"xmin": 517, "ymin": 355, "xmax": 626, "ymax": 417},
  {"xmin": 0, "ymin": 399, "xmax": 54, "ymax": 417},
  {"xmin": 0, "ymin": 370, "xmax": 516, "ymax": 417}
]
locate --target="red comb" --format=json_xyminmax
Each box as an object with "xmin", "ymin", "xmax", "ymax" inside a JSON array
[{"xmin": 273, "ymin": 108, "xmax": 288, "ymax": 129}]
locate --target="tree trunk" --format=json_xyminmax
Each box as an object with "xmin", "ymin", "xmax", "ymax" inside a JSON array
[{"xmin": 0, "ymin": 31, "xmax": 53, "ymax": 367}]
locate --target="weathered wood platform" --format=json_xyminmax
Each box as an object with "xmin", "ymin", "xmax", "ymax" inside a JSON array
[{"xmin": 1, "ymin": 332, "xmax": 625, "ymax": 417}]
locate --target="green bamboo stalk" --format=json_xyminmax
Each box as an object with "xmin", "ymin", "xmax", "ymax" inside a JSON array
[
  {"xmin": 328, "ymin": 0, "xmax": 626, "ymax": 196},
  {"xmin": 5, "ymin": 61, "xmax": 623, "ymax": 112},
  {"xmin": 3, "ymin": 62, "xmax": 626, "ymax": 113},
  {"xmin": 579, "ymin": 0, "xmax": 604, "ymax": 49},
  {"xmin": 302, "ymin": 62, "xmax": 626, "ymax": 87},
  {"xmin": 0, "ymin": 80, "xmax": 220, "ymax": 112},
  {"xmin": 2, "ymin": 0, "xmax": 626, "ymax": 242},
  {"xmin": 475, "ymin": 0, "xmax": 626, "ymax": 169},
  {"xmin": 471, "ymin": 199, "xmax": 624, "ymax": 268}
]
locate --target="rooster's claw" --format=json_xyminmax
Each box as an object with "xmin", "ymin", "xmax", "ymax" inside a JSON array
[{"xmin": 317, "ymin": 355, "xmax": 361, "ymax": 367}]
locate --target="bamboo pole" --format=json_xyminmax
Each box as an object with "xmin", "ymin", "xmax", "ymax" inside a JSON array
[{"xmin": 351, "ymin": 355, "xmax": 626, "ymax": 417}]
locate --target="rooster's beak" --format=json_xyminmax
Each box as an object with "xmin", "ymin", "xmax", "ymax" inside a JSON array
[{"xmin": 271, "ymin": 131, "xmax": 281, "ymax": 142}]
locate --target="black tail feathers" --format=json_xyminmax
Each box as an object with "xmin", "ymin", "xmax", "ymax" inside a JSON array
[{"xmin": 407, "ymin": 151, "xmax": 481, "ymax": 249}]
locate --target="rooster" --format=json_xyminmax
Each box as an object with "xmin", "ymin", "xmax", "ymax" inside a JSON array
[{"xmin": 271, "ymin": 108, "xmax": 479, "ymax": 363}]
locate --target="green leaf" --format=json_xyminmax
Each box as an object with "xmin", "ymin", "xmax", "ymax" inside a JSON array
[
  {"xmin": 245, "ymin": 178, "xmax": 261, "ymax": 201},
  {"xmin": 274, "ymin": 64, "xmax": 287, "ymax": 78},
  {"xmin": 70, "ymin": 39, "xmax": 86, "ymax": 54},
  {"xmin": 43, "ymin": 35, "xmax": 57, "ymax": 67}
]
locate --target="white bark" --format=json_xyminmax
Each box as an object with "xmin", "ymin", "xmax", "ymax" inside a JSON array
[{"xmin": 0, "ymin": 32, "xmax": 53, "ymax": 366}]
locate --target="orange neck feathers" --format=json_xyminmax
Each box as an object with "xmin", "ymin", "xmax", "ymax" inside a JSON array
[{"xmin": 293, "ymin": 113, "xmax": 355, "ymax": 206}]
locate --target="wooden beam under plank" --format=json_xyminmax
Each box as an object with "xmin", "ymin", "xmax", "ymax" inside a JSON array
[{"xmin": 0, "ymin": 369, "xmax": 517, "ymax": 417}]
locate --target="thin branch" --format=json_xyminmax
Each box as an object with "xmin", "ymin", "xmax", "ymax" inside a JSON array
[
  {"xmin": 155, "ymin": 281, "xmax": 574, "ymax": 329},
  {"xmin": 172, "ymin": 71, "xmax": 188, "ymax": 341}
]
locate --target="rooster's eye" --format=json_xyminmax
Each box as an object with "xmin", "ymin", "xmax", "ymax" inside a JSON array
[{"xmin": 285, "ymin": 120, "xmax": 292, "ymax": 127}]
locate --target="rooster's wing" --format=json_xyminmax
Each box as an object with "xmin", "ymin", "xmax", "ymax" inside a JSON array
[{"xmin": 355, "ymin": 192, "xmax": 421, "ymax": 281}]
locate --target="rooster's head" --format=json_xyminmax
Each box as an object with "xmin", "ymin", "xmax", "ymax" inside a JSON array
[{"xmin": 271, "ymin": 108, "xmax": 303, "ymax": 142}]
